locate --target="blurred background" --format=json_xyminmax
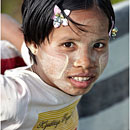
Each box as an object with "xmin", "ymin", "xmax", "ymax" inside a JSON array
[
  {"xmin": 1, "ymin": 0, "xmax": 126, "ymax": 23},
  {"xmin": 1, "ymin": 0, "xmax": 23, "ymax": 23},
  {"xmin": 1, "ymin": 0, "xmax": 129, "ymax": 130}
]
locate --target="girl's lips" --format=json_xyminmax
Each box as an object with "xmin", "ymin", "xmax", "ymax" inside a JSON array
[{"xmin": 68, "ymin": 75, "xmax": 96, "ymax": 89}]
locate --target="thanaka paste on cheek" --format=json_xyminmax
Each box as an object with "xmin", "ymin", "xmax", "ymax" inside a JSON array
[
  {"xmin": 53, "ymin": 47, "xmax": 99, "ymax": 95},
  {"xmin": 99, "ymin": 52, "xmax": 108, "ymax": 75},
  {"xmin": 40, "ymin": 51, "xmax": 75, "ymax": 94},
  {"xmin": 57, "ymin": 55, "xmax": 69, "ymax": 79},
  {"xmin": 40, "ymin": 51, "xmax": 69, "ymax": 79}
]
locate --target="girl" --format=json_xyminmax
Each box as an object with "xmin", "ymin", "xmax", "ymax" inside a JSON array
[{"xmin": 1, "ymin": 0, "xmax": 117, "ymax": 129}]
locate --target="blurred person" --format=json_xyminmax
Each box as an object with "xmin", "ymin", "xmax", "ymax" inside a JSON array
[
  {"xmin": 1, "ymin": 14, "xmax": 31, "ymax": 68},
  {"xmin": 1, "ymin": 14, "xmax": 23, "ymax": 51},
  {"xmin": 1, "ymin": 14, "xmax": 26, "ymax": 74}
]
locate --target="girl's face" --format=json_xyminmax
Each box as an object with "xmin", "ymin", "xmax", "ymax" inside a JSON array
[{"xmin": 32, "ymin": 7, "xmax": 109, "ymax": 96}]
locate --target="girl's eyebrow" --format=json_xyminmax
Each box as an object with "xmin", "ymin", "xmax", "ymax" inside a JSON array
[
  {"xmin": 94, "ymin": 36, "xmax": 109, "ymax": 41},
  {"xmin": 90, "ymin": 36, "xmax": 109, "ymax": 44},
  {"xmin": 58, "ymin": 36, "xmax": 80, "ymax": 42},
  {"xmin": 58, "ymin": 35, "xmax": 109, "ymax": 43}
]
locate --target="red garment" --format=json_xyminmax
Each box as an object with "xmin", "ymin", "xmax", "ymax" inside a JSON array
[
  {"xmin": 1, "ymin": 56, "xmax": 26, "ymax": 74},
  {"xmin": 1, "ymin": 40, "xmax": 26, "ymax": 74}
]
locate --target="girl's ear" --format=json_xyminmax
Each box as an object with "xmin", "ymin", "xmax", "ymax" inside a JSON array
[{"xmin": 26, "ymin": 42, "xmax": 38, "ymax": 55}]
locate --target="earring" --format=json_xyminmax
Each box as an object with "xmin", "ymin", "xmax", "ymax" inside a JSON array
[
  {"xmin": 31, "ymin": 49, "xmax": 37, "ymax": 55},
  {"xmin": 111, "ymin": 27, "xmax": 118, "ymax": 37}
]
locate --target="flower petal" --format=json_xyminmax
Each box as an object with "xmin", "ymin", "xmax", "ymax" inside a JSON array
[
  {"xmin": 64, "ymin": 9, "xmax": 70, "ymax": 16},
  {"xmin": 54, "ymin": 5, "xmax": 61, "ymax": 15},
  {"xmin": 53, "ymin": 22, "xmax": 61, "ymax": 28},
  {"xmin": 62, "ymin": 19, "xmax": 68, "ymax": 26}
]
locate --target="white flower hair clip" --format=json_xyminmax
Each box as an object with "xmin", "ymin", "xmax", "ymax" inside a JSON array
[{"xmin": 52, "ymin": 5, "xmax": 71, "ymax": 28}]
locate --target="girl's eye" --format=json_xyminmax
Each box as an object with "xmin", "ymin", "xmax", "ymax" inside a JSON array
[
  {"xmin": 93, "ymin": 42, "xmax": 105, "ymax": 49},
  {"xmin": 63, "ymin": 42, "xmax": 74, "ymax": 48},
  {"xmin": 60, "ymin": 42, "xmax": 76, "ymax": 52}
]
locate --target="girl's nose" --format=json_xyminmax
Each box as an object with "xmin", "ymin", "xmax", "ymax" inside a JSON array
[{"xmin": 73, "ymin": 54, "xmax": 95, "ymax": 70}]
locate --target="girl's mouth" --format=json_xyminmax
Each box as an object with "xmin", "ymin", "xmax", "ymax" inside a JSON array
[{"xmin": 68, "ymin": 74, "xmax": 96, "ymax": 89}]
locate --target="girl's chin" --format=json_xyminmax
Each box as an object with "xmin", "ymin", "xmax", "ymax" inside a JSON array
[
  {"xmin": 63, "ymin": 88, "xmax": 91, "ymax": 96},
  {"xmin": 51, "ymin": 78, "xmax": 94, "ymax": 95},
  {"xmin": 59, "ymin": 84, "xmax": 93, "ymax": 96}
]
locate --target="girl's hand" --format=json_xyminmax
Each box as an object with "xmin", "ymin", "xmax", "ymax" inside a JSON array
[{"xmin": 1, "ymin": 14, "xmax": 24, "ymax": 52}]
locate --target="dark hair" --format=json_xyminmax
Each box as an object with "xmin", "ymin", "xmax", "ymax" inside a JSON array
[{"xmin": 21, "ymin": 0, "xmax": 115, "ymax": 63}]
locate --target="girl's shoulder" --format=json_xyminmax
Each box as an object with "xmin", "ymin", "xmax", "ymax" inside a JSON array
[
  {"xmin": 1, "ymin": 66, "xmax": 32, "ymax": 94},
  {"xmin": 1, "ymin": 66, "xmax": 38, "ymax": 96},
  {"xmin": 1, "ymin": 66, "xmax": 49, "ymax": 96},
  {"xmin": 2, "ymin": 66, "xmax": 39, "ymax": 87},
  {"xmin": 0, "ymin": 67, "xmax": 31, "ymax": 125}
]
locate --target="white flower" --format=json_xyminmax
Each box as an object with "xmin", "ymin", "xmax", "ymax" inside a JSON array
[
  {"xmin": 53, "ymin": 21, "xmax": 61, "ymax": 28},
  {"xmin": 52, "ymin": 5, "xmax": 70, "ymax": 28},
  {"xmin": 62, "ymin": 18, "xmax": 68, "ymax": 26}
]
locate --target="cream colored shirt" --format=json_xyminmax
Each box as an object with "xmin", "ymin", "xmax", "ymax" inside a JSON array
[{"xmin": 1, "ymin": 66, "xmax": 81, "ymax": 130}]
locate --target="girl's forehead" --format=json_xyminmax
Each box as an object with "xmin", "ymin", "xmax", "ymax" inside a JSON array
[
  {"xmin": 49, "ymin": 8, "xmax": 109, "ymax": 42},
  {"xmin": 70, "ymin": 8, "xmax": 108, "ymax": 28},
  {"xmin": 71, "ymin": 7, "xmax": 107, "ymax": 19}
]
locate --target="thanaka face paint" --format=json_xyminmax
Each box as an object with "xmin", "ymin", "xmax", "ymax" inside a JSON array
[
  {"xmin": 40, "ymin": 51, "xmax": 69, "ymax": 79},
  {"xmin": 36, "ymin": 48, "xmax": 97, "ymax": 96},
  {"xmin": 34, "ymin": 38, "xmax": 108, "ymax": 96},
  {"xmin": 32, "ymin": 8, "xmax": 109, "ymax": 96},
  {"xmin": 99, "ymin": 51, "xmax": 109, "ymax": 75}
]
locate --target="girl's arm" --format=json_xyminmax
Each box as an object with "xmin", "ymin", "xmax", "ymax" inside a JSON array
[{"xmin": 1, "ymin": 14, "xmax": 24, "ymax": 52}]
